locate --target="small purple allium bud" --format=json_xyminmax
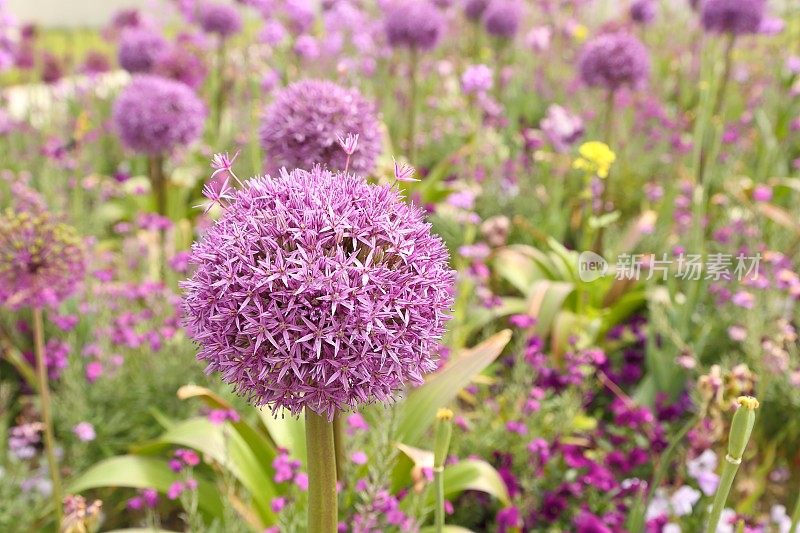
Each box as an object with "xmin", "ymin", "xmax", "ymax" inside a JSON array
[
  {"xmin": 337, "ymin": 132, "xmax": 359, "ymax": 156},
  {"xmin": 578, "ymin": 32, "xmax": 650, "ymax": 91},
  {"xmin": 0, "ymin": 209, "xmax": 86, "ymax": 310},
  {"xmin": 393, "ymin": 158, "xmax": 419, "ymax": 182},
  {"xmin": 384, "ymin": 0, "xmax": 445, "ymax": 51},
  {"xmin": 259, "ymin": 79, "xmax": 382, "ymax": 175},
  {"xmin": 117, "ymin": 27, "xmax": 168, "ymax": 73},
  {"xmin": 182, "ymin": 166, "xmax": 455, "ymax": 420},
  {"xmin": 73, "ymin": 422, "xmax": 96, "ymax": 442},
  {"xmin": 701, "ymin": 0, "xmax": 765, "ymax": 35},
  {"xmin": 198, "ymin": 2, "xmax": 243, "ymax": 38},
  {"xmin": 112, "ymin": 75, "xmax": 206, "ymax": 155}
]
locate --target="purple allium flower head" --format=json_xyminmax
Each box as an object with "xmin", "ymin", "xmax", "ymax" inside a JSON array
[
  {"xmin": 113, "ymin": 75, "xmax": 206, "ymax": 155},
  {"xmin": 630, "ymin": 0, "xmax": 656, "ymax": 24},
  {"xmin": 481, "ymin": 0, "xmax": 522, "ymax": 39},
  {"xmin": 154, "ymin": 46, "xmax": 208, "ymax": 90},
  {"xmin": 463, "ymin": 0, "xmax": 489, "ymax": 21},
  {"xmin": 198, "ymin": 2, "xmax": 243, "ymax": 38},
  {"xmin": 182, "ymin": 166, "xmax": 455, "ymax": 420},
  {"xmin": 578, "ymin": 32, "xmax": 650, "ymax": 91},
  {"xmin": 384, "ymin": 0, "xmax": 445, "ymax": 51},
  {"xmin": 259, "ymin": 79, "xmax": 381, "ymax": 175},
  {"xmin": 117, "ymin": 27, "xmax": 167, "ymax": 73},
  {"xmin": 0, "ymin": 209, "xmax": 86, "ymax": 310},
  {"xmin": 701, "ymin": 0, "xmax": 765, "ymax": 35}
]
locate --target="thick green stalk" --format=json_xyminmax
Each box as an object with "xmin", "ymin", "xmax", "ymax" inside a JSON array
[
  {"xmin": 333, "ymin": 411, "xmax": 345, "ymax": 485},
  {"xmin": 592, "ymin": 89, "xmax": 616, "ymax": 254},
  {"xmin": 305, "ymin": 408, "xmax": 338, "ymax": 533},
  {"xmin": 33, "ymin": 309, "xmax": 63, "ymax": 529},
  {"xmin": 147, "ymin": 154, "xmax": 166, "ymax": 217}
]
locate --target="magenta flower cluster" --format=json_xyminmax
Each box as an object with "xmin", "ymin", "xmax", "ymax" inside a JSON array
[
  {"xmin": 701, "ymin": 0, "xmax": 765, "ymax": 35},
  {"xmin": 578, "ymin": 32, "xmax": 650, "ymax": 91},
  {"xmin": 182, "ymin": 166, "xmax": 455, "ymax": 420},
  {"xmin": 383, "ymin": 0, "xmax": 445, "ymax": 51},
  {"xmin": 259, "ymin": 79, "xmax": 382, "ymax": 175},
  {"xmin": 113, "ymin": 75, "xmax": 206, "ymax": 155},
  {"xmin": 0, "ymin": 208, "xmax": 86, "ymax": 310}
]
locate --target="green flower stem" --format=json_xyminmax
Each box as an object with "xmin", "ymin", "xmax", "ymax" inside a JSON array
[
  {"xmin": 215, "ymin": 38, "xmax": 227, "ymax": 135},
  {"xmin": 706, "ymin": 453, "xmax": 740, "ymax": 533},
  {"xmin": 305, "ymin": 408, "xmax": 338, "ymax": 533},
  {"xmin": 790, "ymin": 487, "xmax": 800, "ymax": 533},
  {"xmin": 33, "ymin": 309, "xmax": 63, "ymax": 529},
  {"xmin": 406, "ymin": 47, "xmax": 419, "ymax": 163},
  {"xmin": 592, "ymin": 89, "xmax": 616, "ymax": 254},
  {"xmin": 147, "ymin": 154, "xmax": 167, "ymax": 217},
  {"xmin": 433, "ymin": 408, "xmax": 453, "ymax": 533},
  {"xmin": 333, "ymin": 411, "xmax": 345, "ymax": 485}
]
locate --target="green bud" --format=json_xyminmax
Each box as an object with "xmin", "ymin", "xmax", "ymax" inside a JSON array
[
  {"xmin": 433, "ymin": 408, "xmax": 453, "ymax": 468},
  {"xmin": 727, "ymin": 396, "xmax": 758, "ymax": 461}
]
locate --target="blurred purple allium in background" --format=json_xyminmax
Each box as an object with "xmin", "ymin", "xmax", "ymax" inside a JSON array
[
  {"xmin": 701, "ymin": 0, "xmax": 765, "ymax": 35},
  {"xmin": 482, "ymin": 0, "xmax": 522, "ymax": 39},
  {"xmin": 463, "ymin": 0, "xmax": 489, "ymax": 21},
  {"xmin": 0, "ymin": 209, "xmax": 86, "ymax": 310},
  {"xmin": 578, "ymin": 32, "xmax": 650, "ymax": 91},
  {"xmin": 198, "ymin": 2, "xmax": 243, "ymax": 38},
  {"xmin": 462, "ymin": 64, "xmax": 494, "ymax": 95},
  {"xmin": 540, "ymin": 104, "xmax": 584, "ymax": 152},
  {"xmin": 154, "ymin": 46, "xmax": 208, "ymax": 90},
  {"xmin": 117, "ymin": 27, "xmax": 167, "ymax": 73},
  {"xmin": 259, "ymin": 79, "xmax": 382, "ymax": 175},
  {"xmin": 630, "ymin": 0, "xmax": 657, "ymax": 25},
  {"xmin": 113, "ymin": 75, "xmax": 206, "ymax": 155},
  {"xmin": 384, "ymin": 0, "xmax": 445, "ymax": 51},
  {"xmin": 182, "ymin": 166, "xmax": 455, "ymax": 419},
  {"xmin": 79, "ymin": 51, "xmax": 112, "ymax": 76}
]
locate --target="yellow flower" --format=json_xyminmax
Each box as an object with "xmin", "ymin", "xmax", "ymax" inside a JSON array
[
  {"xmin": 573, "ymin": 141, "xmax": 617, "ymax": 178},
  {"xmin": 572, "ymin": 24, "xmax": 588, "ymax": 43}
]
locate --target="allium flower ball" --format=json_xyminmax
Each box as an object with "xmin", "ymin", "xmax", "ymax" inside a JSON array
[
  {"xmin": 154, "ymin": 47, "xmax": 208, "ymax": 90},
  {"xmin": 198, "ymin": 2, "xmax": 243, "ymax": 38},
  {"xmin": 182, "ymin": 166, "xmax": 455, "ymax": 419},
  {"xmin": 463, "ymin": 0, "xmax": 489, "ymax": 21},
  {"xmin": 113, "ymin": 75, "xmax": 206, "ymax": 155},
  {"xmin": 384, "ymin": 0, "xmax": 445, "ymax": 51},
  {"xmin": 259, "ymin": 79, "xmax": 381, "ymax": 175},
  {"xmin": 578, "ymin": 32, "xmax": 650, "ymax": 91},
  {"xmin": 481, "ymin": 0, "xmax": 522, "ymax": 39},
  {"xmin": 117, "ymin": 27, "xmax": 167, "ymax": 73},
  {"xmin": 0, "ymin": 209, "xmax": 86, "ymax": 310},
  {"xmin": 701, "ymin": 0, "xmax": 765, "ymax": 35}
]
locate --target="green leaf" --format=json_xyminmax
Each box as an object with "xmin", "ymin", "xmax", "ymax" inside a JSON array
[
  {"xmin": 258, "ymin": 408, "xmax": 307, "ymax": 463},
  {"xmin": 396, "ymin": 330, "xmax": 512, "ymax": 445},
  {"xmin": 155, "ymin": 417, "xmax": 278, "ymax": 526},
  {"xmin": 424, "ymin": 459, "xmax": 510, "ymax": 506},
  {"xmin": 68, "ymin": 456, "xmax": 223, "ymax": 517},
  {"xmin": 177, "ymin": 385, "xmax": 277, "ymax": 474},
  {"xmin": 527, "ymin": 280, "xmax": 575, "ymax": 338}
]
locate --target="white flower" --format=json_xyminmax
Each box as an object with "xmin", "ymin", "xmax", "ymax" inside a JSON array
[{"xmin": 670, "ymin": 485, "xmax": 701, "ymax": 517}]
